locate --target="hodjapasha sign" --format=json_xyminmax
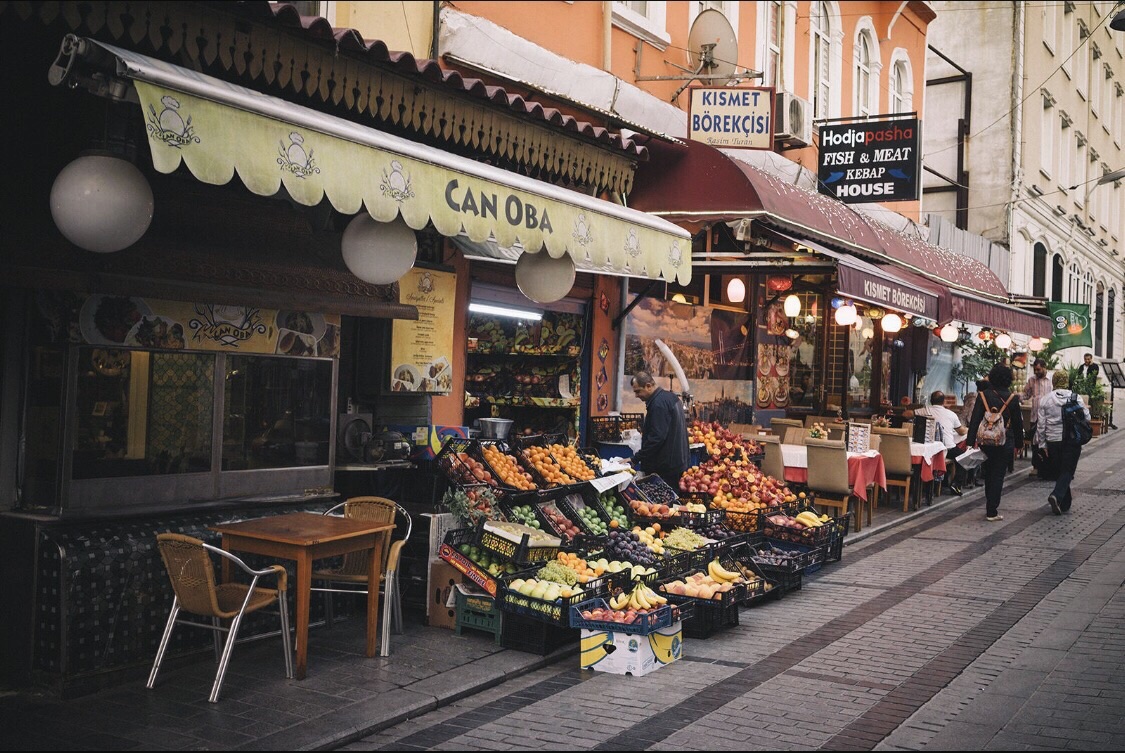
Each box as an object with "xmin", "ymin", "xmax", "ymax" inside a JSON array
[
  {"xmin": 817, "ymin": 118, "xmax": 920, "ymax": 203},
  {"xmin": 687, "ymin": 87, "xmax": 773, "ymax": 150}
]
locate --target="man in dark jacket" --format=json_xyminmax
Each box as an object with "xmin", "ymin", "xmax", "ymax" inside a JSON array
[{"xmin": 630, "ymin": 371, "xmax": 690, "ymax": 489}]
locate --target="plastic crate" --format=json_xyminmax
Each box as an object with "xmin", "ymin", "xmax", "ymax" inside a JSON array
[
  {"xmin": 477, "ymin": 519, "xmax": 562, "ymax": 565},
  {"xmin": 653, "ymin": 569, "xmax": 746, "ymax": 609},
  {"xmin": 476, "ymin": 440, "xmax": 540, "ymax": 492},
  {"xmin": 760, "ymin": 510, "xmax": 836, "ymax": 548},
  {"xmin": 588, "ymin": 487, "xmax": 632, "ymax": 529},
  {"xmin": 455, "ymin": 589, "xmax": 503, "ymax": 644},
  {"xmin": 439, "ymin": 527, "xmax": 520, "ymax": 596},
  {"xmin": 767, "ymin": 540, "xmax": 829, "ymax": 574},
  {"xmin": 664, "ymin": 594, "xmax": 739, "ymax": 639},
  {"xmin": 588, "ymin": 414, "xmax": 644, "ymax": 443},
  {"xmin": 556, "ymin": 490, "xmax": 612, "ymax": 537},
  {"xmin": 500, "ymin": 612, "xmax": 577, "ymax": 654},
  {"xmin": 498, "ymin": 572, "xmax": 609, "ymax": 625},
  {"xmin": 634, "ymin": 475, "xmax": 681, "ymax": 508},
  {"xmin": 497, "ymin": 492, "xmax": 554, "ymax": 532},
  {"xmin": 568, "ymin": 597, "xmax": 684, "ymax": 635}
]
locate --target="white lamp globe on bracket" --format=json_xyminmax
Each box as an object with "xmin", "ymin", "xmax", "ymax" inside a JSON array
[
  {"xmin": 940, "ymin": 323, "xmax": 959, "ymax": 343},
  {"xmin": 341, "ymin": 213, "xmax": 418, "ymax": 285},
  {"xmin": 994, "ymin": 332, "xmax": 1012, "ymax": 350},
  {"xmin": 783, "ymin": 293, "xmax": 801, "ymax": 318},
  {"xmin": 1028, "ymin": 337, "xmax": 1044, "ymax": 352},
  {"xmin": 834, "ymin": 303, "xmax": 857, "ymax": 326},
  {"xmin": 881, "ymin": 313, "xmax": 903, "ymax": 333},
  {"xmin": 50, "ymin": 153, "xmax": 154, "ymax": 253},
  {"xmin": 726, "ymin": 277, "xmax": 746, "ymax": 303},
  {"xmin": 515, "ymin": 250, "xmax": 576, "ymax": 304}
]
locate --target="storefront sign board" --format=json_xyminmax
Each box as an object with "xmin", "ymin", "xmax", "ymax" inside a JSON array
[
  {"xmin": 817, "ymin": 117, "xmax": 920, "ymax": 203},
  {"xmin": 687, "ymin": 87, "xmax": 774, "ymax": 150},
  {"xmin": 391, "ymin": 268, "xmax": 457, "ymax": 392},
  {"xmin": 836, "ymin": 262, "xmax": 938, "ymax": 320}
]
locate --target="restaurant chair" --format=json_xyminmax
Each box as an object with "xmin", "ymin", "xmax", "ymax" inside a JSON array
[
  {"xmin": 782, "ymin": 426, "xmax": 806, "ymax": 446},
  {"xmin": 758, "ymin": 434, "xmax": 786, "ymax": 482},
  {"xmin": 311, "ymin": 496, "xmax": 412, "ymax": 657},
  {"xmin": 826, "ymin": 424, "xmax": 846, "ymax": 442},
  {"xmin": 148, "ymin": 533, "xmax": 293, "ymax": 704},
  {"xmin": 873, "ymin": 427, "xmax": 913, "ymax": 511},
  {"xmin": 770, "ymin": 418, "xmax": 803, "ymax": 434},
  {"xmin": 805, "ymin": 438, "xmax": 869, "ymax": 532}
]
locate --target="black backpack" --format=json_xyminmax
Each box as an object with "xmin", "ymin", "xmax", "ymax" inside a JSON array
[{"xmin": 1061, "ymin": 393, "xmax": 1092, "ymax": 446}]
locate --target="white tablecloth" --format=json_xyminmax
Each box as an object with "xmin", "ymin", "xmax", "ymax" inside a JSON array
[
  {"xmin": 780, "ymin": 444, "xmax": 879, "ymax": 468},
  {"xmin": 910, "ymin": 441, "xmax": 947, "ymax": 464}
]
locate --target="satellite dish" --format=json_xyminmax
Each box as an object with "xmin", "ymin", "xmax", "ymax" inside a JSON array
[{"xmin": 686, "ymin": 9, "xmax": 739, "ymax": 84}]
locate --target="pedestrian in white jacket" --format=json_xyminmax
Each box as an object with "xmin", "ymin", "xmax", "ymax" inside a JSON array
[{"xmin": 1036, "ymin": 370, "xmax": 1091, "ymax": 515}]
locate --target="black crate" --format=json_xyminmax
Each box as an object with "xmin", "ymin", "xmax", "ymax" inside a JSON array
[
  {"xmin": 497, "ymin": 492, "xmax": 553, "ymax": 532},
  {"xmin": 588, "ymin": 414, "xmax": 644, "ymax": 443},
  {"xmin": 588, "ymin": 487, "xmax": 632, "ymax": 529},
  {"xmin": 759, "ymin": 507, "xmax": 836, "ymax": 548},
  {"xmin": 476, "ymin": 519, "xmax": 562, "ymax": 565},
  {"xmin": 556, "ymin": 490, "xmax": 612, "ymax": 537},
  {"xmin": 634, "ymin": 475, "xmax": 681, "ymax": 507},
  {"xmin": 498, "ymin": 570, "xmax": 611, "ymax": 625},
  {"xmin": 665, "ymin": 594, "xmax": 739, "ymax": 639},
  {"xmin": 500, "ymin": 612, "xmax": 578, "ymax": 654}
]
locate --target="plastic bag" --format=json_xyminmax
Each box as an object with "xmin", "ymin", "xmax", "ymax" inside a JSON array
[
  {"xmin": 621, "ymin": 428, "xmax": 643, "ymax": 455},
  {"xmin": 955, "ymin": 447, "xmax": 986, "ymax": 471}
]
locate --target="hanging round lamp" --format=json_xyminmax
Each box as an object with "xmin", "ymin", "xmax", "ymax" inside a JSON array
[
  {"xmin": 1028, "ymin": 337, "xmax": 1043, "ymax": 352},
  {"xmin": 881, "ymin": 313, "xmax": 903, "ymax": 333},
  {"xmin": 50, "ymin": 154, "xmax": 154, "ymax": 253},
  {"xmin": 834, "ymin": 303, "xmax": 857, "ymax": 326},
  {"xmin": 783, "ymin": 294, "xmax": 801, "ymax": 317},
  {"xmin": 940, "ymin": 323, "xmax": 959, "ymax": 343},
  {"xmin": 515, "ymin": 250, "xmax": 576, "ymax": 304},
  {"xmin": 994, "ymin": 332, "xmax": 1012, "ymax": 350},
  {"xmin": 341, "ymin": 214, "xmax": 418, "ymax": 285},
  {"xmin": 726, "ymin": 277, "xmax": 746, "ymax": 303}
]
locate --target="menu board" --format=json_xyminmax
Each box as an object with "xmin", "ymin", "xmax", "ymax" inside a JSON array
[
  {"xmin": 846, "ymin": 421, "xmax": 871, "ymax": 453},
  {"xmin": 391, "ymin": 268, "xmax": 456, "ymax": 393}
]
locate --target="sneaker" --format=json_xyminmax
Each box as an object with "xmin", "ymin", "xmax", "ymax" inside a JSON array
[
  {"xmin": 1048, "ymin": 495, "xmax": 1061, "ymax": 516},
  {"xmin": 986, "ymin": 514, "xmax": 1004, "ymax": 522},
  {"xmin": 949, "ymin": 484, "xmax": 963, "ymax": 496}
]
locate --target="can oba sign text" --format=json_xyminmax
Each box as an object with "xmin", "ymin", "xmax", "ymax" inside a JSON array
[{"xmin": 817, "ymin": 118, "xmax": 920, "ymax": 203}]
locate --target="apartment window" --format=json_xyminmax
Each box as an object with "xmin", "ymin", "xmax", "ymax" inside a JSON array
[
  {"xmin": 1052, "ymin": 254, "xmax": 1064, "ymax": 302},
  {"xmin": 1041, "ymin": 91, "xmax": 1055, "ymax": 178},
  {"xmin": 1095, "ymin": 283, "xmax": 1104, "ymax": 357},
  {"xmin": 1076, "ymin": 21, "xmax": 1090, "ymax": 100},
  {"xmin": 1033, "ymin": 243, "xmax": 1048, "ymax": 298},
  {"xmin": 1059, "ymin": 113, "xmax": 1072, "ymax": 190},
  {"xmin": 1115, "ymin": 83, "xmax": 1124, "ymax": 144},
  {"xmin": 888, "ymin": 58, "xmax": 911, "ymax": 114},
  {"xmin": 613, "ymin": 1, "xmax": 670, "ymax": 50},
  {"xmin": 1062, "ymin": 5, "xmax": 1074, "ymax": 78},
  {"xmin": 811, "ymin": 1, "xmax": 833, "ymax": 119},
  {"xmin": 1108, "ymin": 288, "xmax": 1117, "ymax": 359},
  {"xmin": 1075, "ymin": 133, "xmax": 1087, "ymax": 205},
  {"xmin": 1043, "ymin": 1, "xmax": 1057, "ymax": 53},
  {"xmin": 764, "ymin": 0, "xmax": 783, "ymax": 89},
  {"xmin": 1091, "ymin": 46, "xmax": 1103, "ymax": 115},
  {"xmin": 855, "ymin": 34, "xmax": 873, "ymax": 117}
]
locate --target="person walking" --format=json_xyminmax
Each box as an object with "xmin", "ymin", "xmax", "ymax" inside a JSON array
[
  {"xmin": 630, "ymin": 370, "xmax": 690, "ymax": 489},
  {"xmin": 1036, "ymin": 369, "xmax": 1090, "ymax": 515},
  {"xmin": 1022, "ymin": 358, "xmax": 1052, "ymax": 477},
  {"xmin": 966, "ymin": 364, "xmax": 1024, "ymax": 521}
]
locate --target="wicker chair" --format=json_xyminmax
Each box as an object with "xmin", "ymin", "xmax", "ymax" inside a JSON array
[
  {"xmin": 873, "ymin": 427, "xmax": 914, "ymax": 511},
  {"xmin": 310, "ymin": 496, "xmax": 412, "ymax": 657},
  {"xmin": 758, "ymin": 434, "xmax": 786, "ymax": 482},
  {"xmin": 148, "ymin": 533, "xmax": 293, "ymax": 703},
  {"xmin": 805, "ymin": 438, "xmax": 870, "ymax": 532}
]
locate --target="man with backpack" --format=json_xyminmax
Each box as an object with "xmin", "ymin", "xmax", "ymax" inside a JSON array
[
  {"xmin": 1035, "ymin": 369, "xmax": 1092, "ymax": 515},
  {"xmin": 967, "ymin": 363, "xmax": 1025, "ymax": 521}
]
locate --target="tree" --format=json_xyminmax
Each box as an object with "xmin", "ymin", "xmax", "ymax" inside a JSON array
[{"xmin": 950, "ymin": 339, "xmax": 1007, "ymax": 394}]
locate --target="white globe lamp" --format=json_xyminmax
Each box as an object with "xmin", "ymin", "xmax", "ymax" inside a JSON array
[
  {"xmin": 881, "ymin": 313, "xmax": 903, "ymax": 333},
  {"xmin": 1028, "ymin": 337, "xmax": 1043, "ymax": 352},
  {"xmin": 994, "ymin": 332, "xmax": 1012, "ymax": 350},
  {"xmin": 341, "ymin": 214, "xmax": 418, "ymax": 285},
  {"xmin": 50, "ymin": 154, "xmax": 154, "ymax": 253},
  {"xmin": 940, "ymin": 323, "xmax": 959, "ymax": 343},
  {"xmin": 783, "ymin": 294, "xmax": 801, "ymax": 317},
  {"xmin": 726, "ymin": 277, "xmax": 746, "ymax": 303},
  {"xmin": 515, "ymin": 251, "xmax": 576, "ymax": 304},
  {"xmin": 834, "ymin": 303, "xmax": 857, "ymax": 326}
]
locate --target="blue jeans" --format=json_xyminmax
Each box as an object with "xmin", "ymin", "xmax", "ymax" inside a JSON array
[
  {"xmin": 981, "ymin": 445, "xmax": 1013, "ymax": 517},
  {"xmin": 1047, "ymin": 441, "xmax": 1081, "ymax": 512}
]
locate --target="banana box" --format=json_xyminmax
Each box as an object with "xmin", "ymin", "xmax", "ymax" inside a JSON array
[{"xmin": 579, "ymin": 623, "xmax": 683, "ymax": 676}]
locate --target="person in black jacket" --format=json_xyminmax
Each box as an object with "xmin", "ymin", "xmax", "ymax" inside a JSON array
[
  {"xmin": 966, "ymin": 363, "xmax": 1024, "ymax": 521},
  {"xmin": 630, "ymin": 370, "xmax": 690, "ymax": 489}
]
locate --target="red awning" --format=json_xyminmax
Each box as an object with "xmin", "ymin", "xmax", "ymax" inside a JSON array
[
  {"xmin": 951, "ymin": 294, "xmax": 1053, "ymax": 339},
  {"xmin": 629, "ymin": 139, "xmax": 1009, "ymax": 301}
]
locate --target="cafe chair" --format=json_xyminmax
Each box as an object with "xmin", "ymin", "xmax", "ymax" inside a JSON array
[
  {"xmin": 770, "ymin": 417, "xmax": 803, "ymax": 435},
  {"xmin": 874, "ymin": 427, "xmax": 913, "ymax": 512},
  {"xmin": 311, "ymin": 496, "xmax": 412, "ymax": 657},
  {"xmin": 782, "ymin": 426, "xmax": 806, "ymax": 446},
  {"xmin": 148, "ymin": 533, "xmax": 293, "ymax": 704},
  {"xmin": 758, "ymin": 434, "xmax": 786, "ymax": 483},
  {"xmin": 806, "ymin": 438, "xmax": 870, "ymax": 532}
]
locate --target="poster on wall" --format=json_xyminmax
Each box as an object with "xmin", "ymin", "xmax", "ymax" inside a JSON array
[
  {"xmin": 391, "ymin": 268, "xmax": 456, "ymax": 392},
  {"xmin": 620, "ymin": 296, "xmax": 755, "ymax": 424},
  {"xmin": 52, "ymin": 292, "xmax": 341, "ymax": 357}
]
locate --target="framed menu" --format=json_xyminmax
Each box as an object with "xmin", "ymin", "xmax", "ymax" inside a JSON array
[
  {"xmin": 847, "ymin": 421, "xmax": 871, "ymax": 453},
  {"xmin": 391, "ymin": 268, "xmax": 457, "ymax": 393}
]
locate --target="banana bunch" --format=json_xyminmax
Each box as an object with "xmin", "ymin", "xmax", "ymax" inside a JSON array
[
  {"xmin": 706, "ymin": 559, "xmax": 744, "ymax": 584},
  {"xmin": 608, "ymin": 583, "xmax": 668, "ymax": 611},
  {"xmin": 795, "ymin": 511, "xmax": 829, "ymax": 528}
]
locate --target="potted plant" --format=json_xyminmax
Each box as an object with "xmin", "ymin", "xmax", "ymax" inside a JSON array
[{"xmin": 1068, "ymin": 366, "xmax": 1107, "ymax": 436}]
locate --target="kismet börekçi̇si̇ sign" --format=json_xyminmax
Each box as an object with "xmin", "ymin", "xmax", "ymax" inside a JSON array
[
  {"xmin": 817, "ymin": 117, "xmax": 920, "ymax": 203},
  {"xmin": 687, "ymin": 87, "xmax": 773, "ymax": 150}
]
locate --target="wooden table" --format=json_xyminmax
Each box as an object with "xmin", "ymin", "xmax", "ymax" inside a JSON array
[
  {"xmin": 210, "ymin": 512, "xmax": 395, "ymax": 679},
  {"xmin": 779, "ymin": 444, "xmax": 888, "ymax": 501}
]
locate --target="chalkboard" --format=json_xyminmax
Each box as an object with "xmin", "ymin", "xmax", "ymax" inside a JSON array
[{"xmin": 1102, "ymin": 361, "xmax": 1125, "ymax": 389}]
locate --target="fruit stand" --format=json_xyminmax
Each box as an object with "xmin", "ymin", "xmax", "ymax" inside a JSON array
[{"xmin": 431, "ymin": 422, "xmax": 851, "ymax": 671}]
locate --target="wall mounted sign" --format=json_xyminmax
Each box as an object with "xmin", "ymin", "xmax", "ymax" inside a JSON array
[
  {"xmin": 687, "ymin": 87, "xmax": 774, "ymax": 150},
  {"xmin": 817, "ymin": 117, "xmax": 920, "ymax": 203},
  {"xmin": 391, "ymin": 268, "xmax": 457, "ymax": 392},
  {"xmin": 836, "ymin": 260, "xmax": 939, "ymax": 320}
]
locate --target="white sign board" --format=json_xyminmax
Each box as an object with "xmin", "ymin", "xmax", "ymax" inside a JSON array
[{"xmin": 687, "ymin": 87, "xmax": 774, "ymax": 150}]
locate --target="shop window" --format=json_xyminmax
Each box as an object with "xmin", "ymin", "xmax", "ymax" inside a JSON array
[
  {"xmin": 1108, "ymin": 289, "xmax": 1117, "ymax": 359},
  {"xmin": 846, "ymin": 317, "xmax": 888, "ymax": 411},
  {"xmin": 223, "ymin": 356, "xmax": 334, "ymax": 470},
  {"xmin": 1095, "ymin": 283, "xmax": 1105, "ymax": 357},
  {"xmin": 73, "ymin": 349, "xmax": 215, "ymax": 479}
]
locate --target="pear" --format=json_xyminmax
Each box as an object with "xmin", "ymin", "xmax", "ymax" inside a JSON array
[
  {"xmin": 543, "ymin": 583, "xmax": 562, "ymax": 602},
  {"xmin": 519, "ymin": 580, "xmax": 538, "ymax": 597}
]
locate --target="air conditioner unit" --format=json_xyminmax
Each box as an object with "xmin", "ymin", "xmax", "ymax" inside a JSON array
[{"xmin": 774, "ymin": 91, "xmax": 815, "ymax": 147}]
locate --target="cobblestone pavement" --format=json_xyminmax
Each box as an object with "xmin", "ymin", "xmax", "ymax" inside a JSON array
[
  {"xmin": 343, "ymin": 430, "xmax": 1125, "ymax": 752},
  {"xmin": 2, "ymin": 430, "xmax": 1121, "ymax": 751}
]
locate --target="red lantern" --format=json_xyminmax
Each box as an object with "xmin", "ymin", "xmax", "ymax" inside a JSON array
[{"xmin": 766, "ymin": 275, "xmax": 793, "ymax": 292}]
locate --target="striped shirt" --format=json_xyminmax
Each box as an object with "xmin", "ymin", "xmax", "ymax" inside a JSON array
[{"xmin": 1022, "ymin": 374, "xmax": 1052, "ymax": 416}]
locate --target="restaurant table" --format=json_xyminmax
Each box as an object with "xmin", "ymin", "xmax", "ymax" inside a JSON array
[
  {"xmin": 779, "ymin": 444, "xmax": 888, "ymax": 501},
  {"xmin": 210, "ymin": 512, "xmax": 395, "ymax": 680},
  {"xmin": 909, "ymin": 440, "xmax": 948, "ymax": 508}
]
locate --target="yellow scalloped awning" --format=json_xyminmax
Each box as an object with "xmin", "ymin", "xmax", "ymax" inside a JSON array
[{"xmin": 76, "ymin": 40, "xmax": 691, "ymax": 284}]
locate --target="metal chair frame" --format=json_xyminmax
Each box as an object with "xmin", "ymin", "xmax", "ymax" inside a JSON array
[
  {"xmin": 311, "ymin": 497, "xmax": 412, "ymax": 656},
  {"xmin": 148, "ymin": 534, "xmax": 293, "ymax": 703}
]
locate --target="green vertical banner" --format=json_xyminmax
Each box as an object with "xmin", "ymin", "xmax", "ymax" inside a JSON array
[{"xmin": 1046, "ymin": 302, "xmax": 1092, "ymax": 349}]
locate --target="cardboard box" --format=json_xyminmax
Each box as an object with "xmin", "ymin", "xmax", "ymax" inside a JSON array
[
  {"xmin": 579, "ymin": 622, "xmax": 683, "ymax": 676},
  {"xmin": 427, "ymin": 561, "xmax": 462, "ymax": 629}
]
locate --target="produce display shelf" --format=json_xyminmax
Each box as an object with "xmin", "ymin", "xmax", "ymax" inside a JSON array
[
  {"xmin": 477, "ymin": 519, "xmax": 561, "ymax": 565},
  {"xmin": 664, "ymin": 594, "xmax": 739, "ymax": 639}
]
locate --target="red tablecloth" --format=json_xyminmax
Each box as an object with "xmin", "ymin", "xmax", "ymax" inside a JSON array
[
  {"xmin": 783, "ymin": 454, "xmax": 888, "ymax": 501},
  {"xmin": 911, "ymin": 451, "xmax": 947, "ymax": 482}
]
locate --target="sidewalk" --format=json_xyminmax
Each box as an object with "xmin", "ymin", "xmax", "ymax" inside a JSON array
[{"xmin": 1, "ymin": 429, "xmax": 1121, "ymax": 751}]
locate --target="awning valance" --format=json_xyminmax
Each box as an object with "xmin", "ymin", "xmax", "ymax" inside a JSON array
[
  {"xmin": 54, "ymin": 38, "xmax": 691, "ymax": 284},
  {"xmin": 951, "ymin": 294, "xmax": 1052, "ymax": 339}
]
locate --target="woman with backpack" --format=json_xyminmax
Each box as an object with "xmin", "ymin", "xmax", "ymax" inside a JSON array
[
  {"xmin": 966, "ymin": 364, "xmax": 1025, "ymax": 521},
  {"xmin": 1036, "ymin": 369, "xmax": 1091, "ymax": 515}
]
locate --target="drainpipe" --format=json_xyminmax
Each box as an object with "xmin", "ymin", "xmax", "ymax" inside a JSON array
[
  {"xmin": 1006, "ymin": 1, "xmax": 1026, "ymax": 293},
  {"xmin": 603, "ymin": 1, "xmax": 612, "ymax": 70},
  {"xmin": 431, "ymin": 1, "xmax": 441, "ymax": 59}
]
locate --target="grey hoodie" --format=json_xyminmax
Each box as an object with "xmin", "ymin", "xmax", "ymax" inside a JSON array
[{"xmin": 1036, "ymin": 389, "xmax": 1091, "ymax": 445}]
